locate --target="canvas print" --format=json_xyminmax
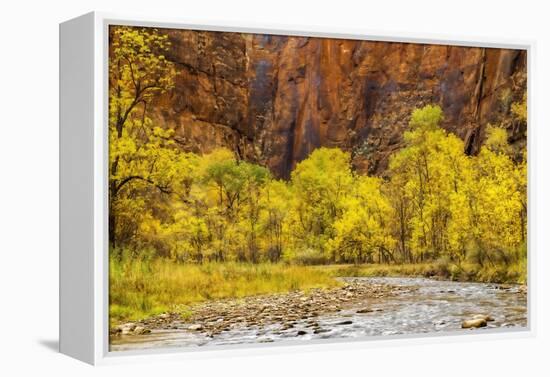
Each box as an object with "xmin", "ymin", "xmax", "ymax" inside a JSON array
[{"xmin": 108, "ymin": 25, "xmax": 528, "ymax": 351}]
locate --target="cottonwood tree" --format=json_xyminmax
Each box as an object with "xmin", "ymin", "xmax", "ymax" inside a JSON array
[
  {"xmin": 259, "ymin": 180, "xmax": 292, "ymax": 262},
  {"xmin": 108, "ymin": 26, "xmax": 178, "ymax": 248},
  {"xmin": 107, "ymin": 91, "xmax": 527, "ymax": 271},
  {"xmin": 328, "ymin": 176, "xmax": 395, "ymax": 263},
  {"xmin": 289, "ymin": 148, "xmax": 354, "ymax": 261}
]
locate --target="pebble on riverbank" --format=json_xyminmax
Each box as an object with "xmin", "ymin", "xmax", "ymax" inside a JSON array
[
  {"xmin": 111, "ymin": 279, "xmax": 413, "ymax": 338},
  {"xmin": 110, "ymin": 322, "xmax": 151, "ymax": 336}
]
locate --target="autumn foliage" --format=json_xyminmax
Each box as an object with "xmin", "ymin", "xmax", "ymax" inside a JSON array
[{"xmin": 109, "ymin": 27, "xmax": 527, "ymax": 272}]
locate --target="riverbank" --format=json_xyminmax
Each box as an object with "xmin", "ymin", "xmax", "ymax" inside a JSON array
[
  {"xmin": 110, "ymin": 277, "xmax": 527, "ymax": 350},
  {"xmin": 110, "ymin": 259, "xmax": 526, "ymax": 326},
  {"xmin": 109, "ymin": 259, "xmax": 340, "ymax": 326},
  {"xmin": 318, "ymin": 261, "xmax": 527, "ymax": 285},
  {"xmin": 110, "ymin": 278, "xmax": 414, "ymax": 339}
]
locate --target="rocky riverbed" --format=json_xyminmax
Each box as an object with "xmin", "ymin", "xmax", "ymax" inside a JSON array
[{"xmin": 110, "ymin": 277, "xmax": 528, "ymax": 351}]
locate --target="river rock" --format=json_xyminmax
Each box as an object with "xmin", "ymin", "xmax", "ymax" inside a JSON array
[
  {"xmin": 336, "ymin": 320, "xmax": 353, "ymax": 325},
  {"xmin": 461, "ymin": 318, "xmax": 487, "ymax": 328},
  {"xmin": 296, "ymin": 330, "xmax": 307, "ymax": 336},
  {"xmin": 258, "ymin": 338, "xmax": 274, "ymax": 343},
  {"xmin": 126, "ymin": 278, "xmax": 413, "ymax": 338},
  {"xmin": 122, "ymin": 322, "xmax": 137, "ymax": 330},
  {"xmin": 498, "ymin": 284, "xmax": 513, "ymax": 290},
  {"xmin": 356, "ymin": 308, "xmax": 373, "ymax": 314},
  {"xmin": 281, "ymin": 323, "xmax": 294, "ymax": 331},
  {"xmin": 313, "ymin": 328, "xmax": 331, "ymax": 334},
  {"xmin": 472, "ymin": 314, "xmax": 495, "ymax": 322},
  {"xmin": 133, "ymin": 326, "xmax": 151, "ymax": 335},
  {"xmin": 119, "ymin": 322, "xmax": 137, "ymax": 334}
]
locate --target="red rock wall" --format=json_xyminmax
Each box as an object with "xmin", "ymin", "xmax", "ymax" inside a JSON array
[{"xmin": 150, "ymin": 29, "xmax": 527, "ymax": 178}]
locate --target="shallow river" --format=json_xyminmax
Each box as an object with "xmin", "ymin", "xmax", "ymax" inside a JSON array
[{"xmin": 110, "ymin": 277, "xmax": 527, "ymax": 352}]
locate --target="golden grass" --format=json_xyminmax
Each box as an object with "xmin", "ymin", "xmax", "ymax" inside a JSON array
[
  {"xmin": 315, "ymin": 261, "xmax": 527, "ymax": 285},
  {"xmin": 110, "ymin": 257, "xmax": 526, "ymax": 325},
  {"xmin": 316, "ymin": 263, "xmax": 439, "ymax": 278},
  {"xmin": 109, "ymin": 258, "xmax": 340, "ymax": 325}
]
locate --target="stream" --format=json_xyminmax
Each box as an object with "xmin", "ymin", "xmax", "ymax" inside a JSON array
[{"xmin": 110, "ymin": 277, "xmax": 527, "ymax": 352}]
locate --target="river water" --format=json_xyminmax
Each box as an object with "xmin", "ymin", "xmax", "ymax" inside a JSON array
[{"xmin": 110, "ymin": 277, "xmax": 527, "ymax": 352}]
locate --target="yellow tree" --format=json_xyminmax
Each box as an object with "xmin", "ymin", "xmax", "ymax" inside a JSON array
[
  {"xmin": 289, "ymin": 148, "xmax": 354, "ymax": 260},
  {"xmin": 259, "ymin": 179, "xmax": 292, "ymax": 262},
  {"xmin": 198, "ymin": 149, "xmax": 240, "ymax": 261},
  {"xmin": 511, "ymin": 94, "xmax": 527, "ymax": 124},
  {"xmin": 328, "ymin": 176, "xmax": 395, "ymax": 263},
  {"xmin": 465, "ymin": 126, "xmax": 524, "ymax": 266},
  {"xmin": 385, "ymin": 173, "xmax": 413, "ymax": 262},
  {"xmin": 108, "ymin": 26, "xmax": 178, "ymax": 248},
  {"xmin": 511, "ymin": 93, "xmax": 528, "ymax": 243},
  {"xmin": 388, "ymin": 105, "xmax": 471, "ymax": 262},
  {"xmin": 389, "ymin": 105, "xmax": 444, "ymax": 261},
  {"xmin": 199, "ymin": 149, "xmax": 271, "ymax": 262},
  {"xmin": 235, "ymin": 162, "xmax": 271, "ymax": 262}
]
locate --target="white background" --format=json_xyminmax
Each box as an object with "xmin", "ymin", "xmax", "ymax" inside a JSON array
[{"xmin": 0, "ymin": 0, "xmax": 548, "ymax": 375}]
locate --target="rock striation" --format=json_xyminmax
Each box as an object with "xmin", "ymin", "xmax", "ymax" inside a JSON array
[{"xmin": 150, "ymin": 28, "xmax": 527, "ymax": 178}]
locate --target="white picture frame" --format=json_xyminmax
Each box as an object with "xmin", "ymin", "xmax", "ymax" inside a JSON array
[{"xmin": 59, "ymin": 11, "xmax": 535, "ymax": 365}]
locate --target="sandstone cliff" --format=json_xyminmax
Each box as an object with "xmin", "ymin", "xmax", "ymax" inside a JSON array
[{"xmin": 150, "ymin": 29, "xmax": 527, "ymax": 178}]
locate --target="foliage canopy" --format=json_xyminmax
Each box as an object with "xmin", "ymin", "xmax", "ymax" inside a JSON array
[{"xmin": 108, "ymin": 27, "xmax": 527, "ymax": 272}]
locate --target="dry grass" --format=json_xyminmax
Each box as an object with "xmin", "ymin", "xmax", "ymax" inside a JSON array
[
  {"xmin": 109, "ymin": 258, "xmax": 340, "ymax": 325},
  {"xmin": 110, "ymin": 255, "xmax": 526, "ymax": 325},
  {"xmin": 315, "ymin": 261, "xmax": 527, "ymax": 285}
]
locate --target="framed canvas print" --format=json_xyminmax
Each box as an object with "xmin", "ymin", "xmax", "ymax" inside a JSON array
[{"xmin": 59, "ymin": 12, "xmax": 532, "ymax": 365}]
